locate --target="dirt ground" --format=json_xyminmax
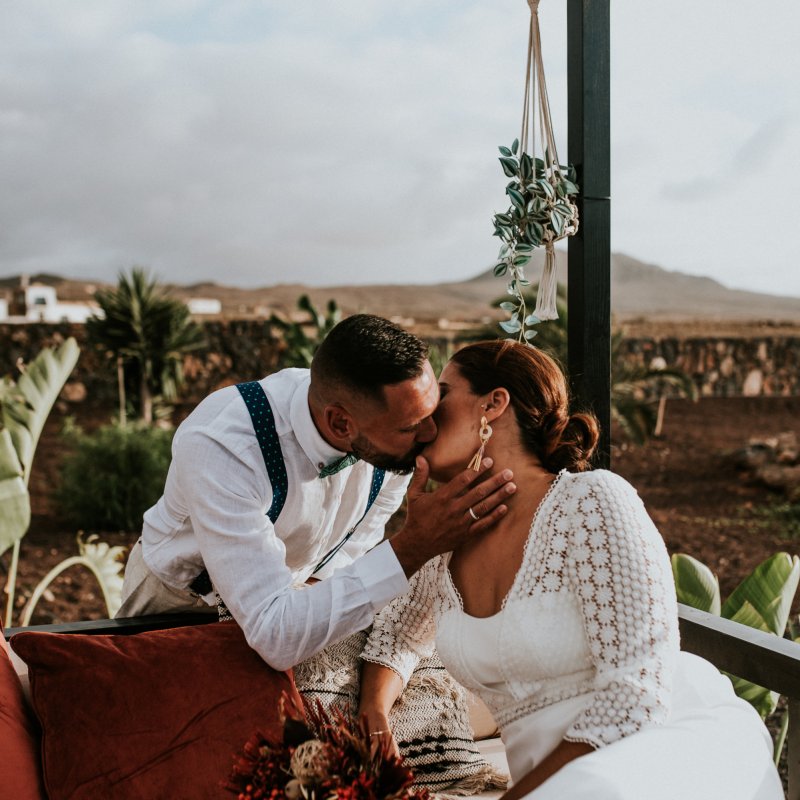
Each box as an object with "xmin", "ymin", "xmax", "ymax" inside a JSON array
[{"xmin": 3, "ymin": 395, "xmax": 800, "ymax": 627}]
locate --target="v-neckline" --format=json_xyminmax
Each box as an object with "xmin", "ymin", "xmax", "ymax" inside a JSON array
[{"xmin": 445, "ymin": 469, "xmax": 567, "ymax": 619}]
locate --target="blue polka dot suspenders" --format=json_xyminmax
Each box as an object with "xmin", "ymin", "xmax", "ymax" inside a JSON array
[
  {"xmin": 189, "ymin": 380, "xmax": 385, "ymax": 596},
  {"xmin": 236, "ymin": 380, "xmax": 288, "ymax": 523}
]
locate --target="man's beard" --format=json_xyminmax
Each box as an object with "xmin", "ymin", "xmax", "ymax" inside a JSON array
[{"xmin": 350, "ymin": 435, "xmax": 425, "ymax": 475}]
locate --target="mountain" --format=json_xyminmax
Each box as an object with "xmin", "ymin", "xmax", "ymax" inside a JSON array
[{"xmin": 3, "ymin": 253, "xmax": 799, "ymax": 333}]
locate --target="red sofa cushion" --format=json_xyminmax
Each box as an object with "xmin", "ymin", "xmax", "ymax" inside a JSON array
[
  {"xmin": 11, "ymin": 620, "xmax": 299, "ymax": 800},
  {"xmin": 0, "ymin": 620, "xmax": 45, "ymax": 800}
]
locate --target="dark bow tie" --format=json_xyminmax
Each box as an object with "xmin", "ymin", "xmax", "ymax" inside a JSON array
[{"xmin": 318, "ymin": 453, "xmax": 360, "ymax": 478}]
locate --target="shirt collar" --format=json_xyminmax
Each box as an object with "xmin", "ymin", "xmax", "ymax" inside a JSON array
[{"xmin": 289, "ymin": 373, "xmax": 348, "ymax": 472}]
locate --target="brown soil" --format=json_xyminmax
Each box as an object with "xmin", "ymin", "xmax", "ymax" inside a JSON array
[{"xmin": 3, "ymin": 395, "xmax": 800, "ymax": 628}]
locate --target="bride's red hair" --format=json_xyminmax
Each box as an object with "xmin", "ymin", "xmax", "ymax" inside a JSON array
[{"xmin": 449, "ymin": 339, "xmax": 599, "ymax": 473}]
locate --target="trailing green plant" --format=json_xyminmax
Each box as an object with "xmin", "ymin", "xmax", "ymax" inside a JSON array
[
  {"xmin": 491, "ymin": 140, "xmax": 579, "ymax": 343},
  {"xmin": 19, "ymin": 533, "xmax": 126, "ymax": 625},
  {"xmin": 57, "ymin": 421, "xmax": 174, "ymax": 532},
  {"xmin": 672, "ymin": 552, "xmax": 800, "ymax": 764},
  {"xmin": 0, "ymin": 338, "xmax": 80, "ymax": 627},
  {"xmin": 269, "ymin": 295, "xmax": 341, "ymax": 369},
  {"xmin": 86, "ymin": 268, "xmax": 206, "ymax": 424}
]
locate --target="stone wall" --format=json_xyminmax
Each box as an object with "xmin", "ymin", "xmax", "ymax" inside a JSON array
[
  {"xmin": 1, "ymin": 324, "xmax": 798, "ymax": 406},
  {"xmin": 620, "ymin": 336, "xmax": 800, "ymax": 397}
]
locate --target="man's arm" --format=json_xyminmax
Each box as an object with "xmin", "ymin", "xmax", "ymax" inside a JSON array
[{"xmin": 174, "ymin": 436, "xmax": 513, "ymax": 670}]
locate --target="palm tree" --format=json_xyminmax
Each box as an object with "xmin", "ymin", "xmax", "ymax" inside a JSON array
[
  {"xmin": 492, "ymin": 285, "xmax": 696, "ymax": 444},
  {"xmin": 87, "ymin": 268, "xmax": 206, "ymax": 424}
]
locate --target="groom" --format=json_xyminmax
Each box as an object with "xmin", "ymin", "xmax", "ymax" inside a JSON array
[{"xmin": 118, "ymin": 314, "xmax": 515, "ymax": 670}]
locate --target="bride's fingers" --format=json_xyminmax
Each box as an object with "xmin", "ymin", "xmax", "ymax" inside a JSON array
[{"xmin": 369, "ymin": 730, "xmax": 399, "ymax": 758}]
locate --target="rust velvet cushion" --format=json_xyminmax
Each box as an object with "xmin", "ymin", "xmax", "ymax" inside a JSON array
[
  {"xmin": 10, "ymin": 621, "xmax": 299, "ymax": 800},
  {"xmin": 0, "ymin": 621, "xmax": 45, "ymax": 800}
]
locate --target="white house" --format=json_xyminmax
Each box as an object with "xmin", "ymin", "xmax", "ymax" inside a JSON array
[
  {"xmin": 8, "ymin": 280, "xmax": 100, "ymax": 324},
  {"xmin": 186, "ymin": 297, "xmax": 222, "ymax": 316}
]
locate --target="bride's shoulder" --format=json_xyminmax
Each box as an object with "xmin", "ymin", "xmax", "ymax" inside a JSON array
[{"xmin": 559, "ymin": 468, "xmax": 642, "ymax": 504}]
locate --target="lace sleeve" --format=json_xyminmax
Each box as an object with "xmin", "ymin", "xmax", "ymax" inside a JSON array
[
  {"xmin": 361, "ymin": 555, "xmax": 451, "ymax": 686},
  {"xmin": 564, "ymin": 471, "xmax": 679, "ymax": 749}
]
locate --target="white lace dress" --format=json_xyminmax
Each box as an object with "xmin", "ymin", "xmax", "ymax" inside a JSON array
[{"xmin": 362, "ymin": 470, "xmax": 782, "ymax": 799}]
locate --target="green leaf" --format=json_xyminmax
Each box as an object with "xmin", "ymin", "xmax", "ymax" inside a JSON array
[
  {"xmin": 550, "ymin": 211, "xmax": 564, "ymax": 238},
  {"xmin": 511, "ymin": 138, "xmax": 519, "ymax": 155},
  {"xmin": 0, "ymin": 429, "xmax": 30, "ymax": 557},
  {"xmin": 507, "ymin": 187, "xmax": 525, "ymax": 211},
  {"xmin": 538, "ymin": 178, "xmax": 555, "ymax": 198},
  {"xmin": 563, "ymin": 179, "xmax": 580, "ymax": 194},
  {"xmin": 671, "ymin": 554, "xmax": 722, "ymax": 615},
  {"xmin": 516, "ymin": 244, "xmax": 533, "ymax": 253},
  {"xmin": 721, "ymin": 552, "xmax": 800, "ymax": 636},
  {"xmin": 499, "ymin": 318, "xmax": 522, "ymax": 334},
  {"xmin": 512, "ymin": 253, "xmax": 531, "ymax": 267},
  {"xmin": 494, "ymin": 214, "xmax": 513, "ymax": 226},
  {"xmin": 499, "ymin": 146, "xmax": 512, "ymax": 157},
  {"xmin": 520, "ymin": 153, "xmax": 533, "ymax": 182},
  {"xmin": 1, "ymin": 337, "xmax": 80, "ymax": 486},
  {"xmin": 493, "ymin": 263, "xmax": 508, "ymax": 277},
  {"xmin": 499, "ymin": 157, "xmax": 518, "ymax": 178}
]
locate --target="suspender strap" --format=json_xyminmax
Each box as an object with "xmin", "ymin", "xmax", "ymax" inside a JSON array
[
  {"xmin": 235, "ymin": 381, "xmax": 288, "ymax": 524},
  {"xmin": 189, "ymin": 381, "xmax": 287, "ymax": 596},
  {"xmin": 311, "ymin": 467, "xmax": 385, "ymax": 575}
]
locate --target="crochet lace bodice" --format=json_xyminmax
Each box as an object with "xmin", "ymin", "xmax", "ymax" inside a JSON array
[{"xmin": 362, "ymin": 469, "xmax": 679, "ymax": 751}]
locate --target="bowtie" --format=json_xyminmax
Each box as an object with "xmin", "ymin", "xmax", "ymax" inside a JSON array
[{"xmin": 318, "ymin": 453, "xmax": 360, "ymax": 478}]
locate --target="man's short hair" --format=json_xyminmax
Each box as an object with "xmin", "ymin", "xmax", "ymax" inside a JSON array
[{"xmin": 311, "ymin": 314, "xmax": 429, "ymax": 402}]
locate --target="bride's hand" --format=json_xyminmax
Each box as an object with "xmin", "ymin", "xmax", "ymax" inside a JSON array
[
  {"xmin": 362, "ymin": 709, "xmax": 399, "ymax": 758},
  {"xmin": 391, "ymin": 456, "xmax": 516, "ymax": 577}
]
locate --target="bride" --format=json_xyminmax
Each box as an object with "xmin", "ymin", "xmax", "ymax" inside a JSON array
[{"xmin": 358, "ymin": 339, "xmax": 782, "ymax": 799}]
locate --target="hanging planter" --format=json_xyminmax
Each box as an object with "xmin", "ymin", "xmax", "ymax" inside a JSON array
[{"xmin": 492, "ymin": 0, "xmax": 579, "ymax": 342}]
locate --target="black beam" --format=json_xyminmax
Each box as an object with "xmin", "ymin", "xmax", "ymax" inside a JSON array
[
  {"xmin": 6, "ymin": 611, "xmax": 216, "ymax": 639},
  {"xmin": 567, "ymin": 0, "xmax": 611, "ymax": 468}
]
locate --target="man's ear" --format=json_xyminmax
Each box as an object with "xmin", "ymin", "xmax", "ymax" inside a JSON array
[
  {"xmin": 324, "ymin": 404, "xmax": 355, "ymax": 441},
  {"xmin": 484, "ymin": 388, "xmax": 511, "ymax": 421}
]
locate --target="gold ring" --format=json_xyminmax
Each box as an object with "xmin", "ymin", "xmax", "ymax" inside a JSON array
[{"xmin": 468, "ymin": 506, "xmax": 480, "ymax": 521}]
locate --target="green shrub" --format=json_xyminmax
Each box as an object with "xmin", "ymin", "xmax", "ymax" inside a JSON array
[{"xmin": 57, "ymin": 423, "xmax": 173, "ymax": 532}]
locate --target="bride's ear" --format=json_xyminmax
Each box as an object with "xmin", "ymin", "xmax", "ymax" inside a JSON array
[{"xmin": 483, "ymin": 388, "xmax": 511, "ymax": 421}]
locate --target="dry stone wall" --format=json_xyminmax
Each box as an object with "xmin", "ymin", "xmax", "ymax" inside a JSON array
[
  {"xmin": 620, "ymin": 336, "xmax": 800, "ymax": 397},
  {"xmin": 0, "ymin": 324, "xmax": 798, "ymax": 407}
]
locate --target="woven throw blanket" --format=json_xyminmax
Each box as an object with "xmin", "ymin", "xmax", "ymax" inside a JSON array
[{"xmin": 294, "ymin": 630, "xmax": 507, "ymax": 795}]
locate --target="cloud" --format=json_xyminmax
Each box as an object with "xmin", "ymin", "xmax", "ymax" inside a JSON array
[{"xmin": 0, "ymin": 0, "xmax": 798, "ymax": 297}]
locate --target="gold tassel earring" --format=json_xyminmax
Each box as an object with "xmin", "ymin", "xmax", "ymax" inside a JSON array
[{"xmin": 468, "ymin": 415, "xmax": 493, "ymax": 471}]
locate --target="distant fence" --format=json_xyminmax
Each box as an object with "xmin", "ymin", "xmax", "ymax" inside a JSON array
[{"xmin": 1, "ymin": 323, "xmax": 798, "ymax": 406}]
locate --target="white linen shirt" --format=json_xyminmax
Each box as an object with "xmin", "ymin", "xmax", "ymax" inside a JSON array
[{"xmin": 141, "ymin": 368, "xmax": 411, "ymax": 670}]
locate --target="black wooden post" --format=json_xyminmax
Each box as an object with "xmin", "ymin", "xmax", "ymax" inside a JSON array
[{"xmin": 567, "ymin": 0, "xmax": 611, "ymax": 468}]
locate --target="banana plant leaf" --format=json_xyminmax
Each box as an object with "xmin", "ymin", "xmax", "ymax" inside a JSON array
[
  {"xmin": 1, "ymin": 338, "xmax": 80, "ymax": 484},
  {"xmin": 0, "ymin": 428, "xmax": 30, "ymax": 557},
  {"xmin": 722, "ymin": 552, "xmax": 800, "ymax": 636},
  {"xmin": 671, "ymin": 553, "xmax": 721, "ymax": 615},
  {"xmin": 0, "ymin": 338, "xmax": 79, "ymax": 556},
  {"xmin": 673, "ymin": 551, "xmax": 800, "ymax": 719},
  {"xmin": 721, "ymin": 553, "xmax": 800, "ymax": 718}
]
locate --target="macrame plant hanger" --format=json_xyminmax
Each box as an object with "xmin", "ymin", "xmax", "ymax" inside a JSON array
[{"xmin": 521, "ymin": 0, "xmax": 578, "ymax": 321}]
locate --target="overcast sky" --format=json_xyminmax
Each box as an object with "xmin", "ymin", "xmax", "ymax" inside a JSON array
[{"xmin": 1, "ymin": 1, "xmax": 798, "ymax": 296}]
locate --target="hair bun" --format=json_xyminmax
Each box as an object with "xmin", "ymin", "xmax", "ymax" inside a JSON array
[{"xmin": 543, "ymin": 412, "xmax": 600, "ymax": 473}]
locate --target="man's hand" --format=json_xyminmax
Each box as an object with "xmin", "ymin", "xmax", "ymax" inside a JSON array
[{"xmin": 390, "ymin": 456, "xmax": 515, "ymax": 577}]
